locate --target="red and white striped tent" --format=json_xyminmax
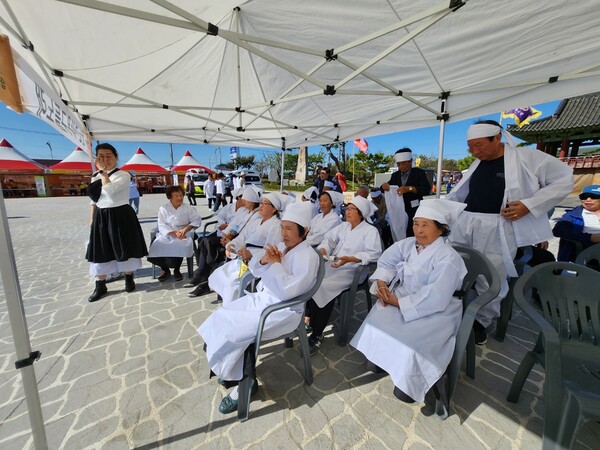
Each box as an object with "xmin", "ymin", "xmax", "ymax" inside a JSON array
[
  {"xmin": 48, "ymin": 147, "xmax": 94, "ymax": 174},
  {"xmin": 0, "ymin": 138, "xmax": 48, "ymax": 174},
  {"xmin": 120, "ymin": 148, "xmax": 168, "ymax": 175},
  {"xmin": 171, "ymin": 151, "xmax": 212, "ymax": 174}
]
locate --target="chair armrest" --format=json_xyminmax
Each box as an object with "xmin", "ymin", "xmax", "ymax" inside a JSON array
[{"xmin": 237, "ymin": 270, "xmax": 256, "ymax": 299}]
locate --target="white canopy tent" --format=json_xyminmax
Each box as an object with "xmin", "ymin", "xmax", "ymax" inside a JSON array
[{"xmin": 1, "ymin": 1, "xmax": 600, "ymax": 448}]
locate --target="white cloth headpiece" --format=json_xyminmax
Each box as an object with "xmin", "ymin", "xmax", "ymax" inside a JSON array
[
  {"xmin": 324, "ymin": 180, "xmax": 336, "ymax": 189},
  {"xmin": 241, "ymin": 185, "xmax": 261, "ymax": 203},
  {"xmin": 394, "ymin": 151, "xmax": 412, "ymax": 163},
  {"xmin": 350, "ymin": 196, "xmax": 372, "ymax": 221},
  {"xmin": 321, "ymin": 190, "xmax": 345, "ymax": 207},
  {"xmin": 282, "ymin": 201, "xmax": 313, "ymax": 228},
  {"xmin": 414, "ymin": 199, "xmax": 467, "ymax": 226},
  {"xmin": 467, "ymin": 124, "xmax": 516, "ymax": 147},
  {"xmin": 370, "ymin": 189, "xmax": 382, "ymax": 198},
  {"xmin": 302, "ymin": 186, "xmax": 318, "ymax": 203},
  {"xmin": 263, "ymin": 192, "xmax": 283, "ymax": 212},
  {"xmin": 231, "ymin": 186, "xmax": 244, "ymax": 198}
]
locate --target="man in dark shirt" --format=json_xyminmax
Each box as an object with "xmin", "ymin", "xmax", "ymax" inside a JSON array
[
  {"xmin": 313, "ymin": 167, "xmax": 341, "ymax": 194},
  {"xmin": 381, "ymin": 148, "xmax": 431, "ymax": 237}
]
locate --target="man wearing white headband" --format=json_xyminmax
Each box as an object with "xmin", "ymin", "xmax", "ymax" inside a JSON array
[
  {"xmin": 381, "ymin": 147, "xmax": 431, "ymax": 237},
  {"xmin": 447, "ymin": 119, "xmax": 573, "ymax": 344}
]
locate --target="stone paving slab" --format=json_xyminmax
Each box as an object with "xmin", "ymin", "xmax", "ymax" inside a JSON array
[{"xmin": 0, "ymin": 193, "xmax": 598, "ymax": 449}]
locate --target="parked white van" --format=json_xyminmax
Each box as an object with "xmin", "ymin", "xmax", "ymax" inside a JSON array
[{"xmin": 184, "ymin": 169, "xmax": 212, "ymax": 196}]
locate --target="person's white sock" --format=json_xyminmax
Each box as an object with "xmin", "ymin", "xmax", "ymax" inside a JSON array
[{"xmin": 229, "ymin": 386, "xmax": 239, "ymax": 400}]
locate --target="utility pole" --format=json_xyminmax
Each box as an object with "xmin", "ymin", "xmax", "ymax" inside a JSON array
[{"xmin": 45, "ymin": 142, "xmax": 54, "ymax": 160}]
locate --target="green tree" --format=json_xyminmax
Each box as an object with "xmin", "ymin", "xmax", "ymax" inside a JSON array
[
  {"xmin": 307, "ymin": 151, "xmax": 326, "ymax": 175},
  {"xmin": 323, "ymin": 142, "xmax": 348, "ymax": 174},
  {"xmin": 234, "ymin": 155, "xmax": 255, "ymax": 169},
  {"xmin": 258, "ymin": 150, "xmax": 298, "ymax": 177},
  {"xmin": 347, "ymin": 152, "xmax": 392, "ymax": 185},
  {"xmin": 457, "ymin": 155, "xmax": 476, "ymax": 171}
]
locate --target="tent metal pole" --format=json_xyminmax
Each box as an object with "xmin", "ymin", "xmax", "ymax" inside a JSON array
[
  {"xmin": 435, "ymin": 95, "xmax": 448, "ymax": 199},
  {"xmin": 0, "ymin": 190, "xmax": 48, "ymax": 450},
  {"xmin": 280, "ymin": 140, "xmax": 286, "ymax": 192}
]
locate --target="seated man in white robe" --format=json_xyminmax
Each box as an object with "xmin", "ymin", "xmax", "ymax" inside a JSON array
[
  {"xmin": 198, "ymin": 201, "xmax": 319, "ymax": 414},
  {"xmin": 147, "ymin": 185, "xmax": 201, "ymax": 281},
  {"xmin": 351, "ymin": 199, "xmax": 467, "ymax": 414}
]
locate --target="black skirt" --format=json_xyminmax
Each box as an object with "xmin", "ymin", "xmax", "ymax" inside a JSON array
[{"xmin": 86, "ymin": 204, "xmax": 148, "ymax": 263}]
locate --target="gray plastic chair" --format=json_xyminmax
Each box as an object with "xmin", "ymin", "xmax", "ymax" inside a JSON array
[
  {"xmin": 236, "ymin": 248, "xmax": 325, "ymax": 422},
  {"xmin": 506, "ymin": 262, "xmax": 600, "ymax": 449},
  {"xmin": 575, "ymin": 242, "xmax": 600, "ymax": 269},
  {"xmin": 495, "ymin": 246, "xmax": 534, "ymax": 342},
  {"xmin": 335, "ymin": 263, "xmax": 375, "ymax": 346},
  {"xmin": 444, "ymin": 244, "xmax": 501, "ymax": 420}
]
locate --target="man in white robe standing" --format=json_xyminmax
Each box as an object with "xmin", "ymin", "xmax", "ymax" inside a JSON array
[{"xmin": 447, "ymin": 120, "xmax": 573, "ymax": 344}]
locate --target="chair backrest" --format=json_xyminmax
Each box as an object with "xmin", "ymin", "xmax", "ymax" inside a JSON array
[
  {"xmin": 451, "ymin": 244, "xmax": 500, "ymax": 300},
  {"xmin": 575, "ymin": 243, "xmax": 600, "ymax": 270},
  {"xmin": 515, "ymin": 261, "xmax": 600, "ymax": 345}
]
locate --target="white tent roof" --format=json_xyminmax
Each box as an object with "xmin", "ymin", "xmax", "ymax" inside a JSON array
[
  {"xmin": 1, "ymin": 0, "xmax": 600, "ymax": 149},
  {"xmin": 49, "ymin": 147, "xmax": 93, "ymax": 172},
  {"xmin": 0, "ymin": 138, "xmax": 48, "ymax": 172},
  {"xmin": 172, "ymin": 150, "xmax": 211, "ymax": 173},
  {"xmin": 120, "ymin": 147, "xmax": 168, "ymax": 173}
]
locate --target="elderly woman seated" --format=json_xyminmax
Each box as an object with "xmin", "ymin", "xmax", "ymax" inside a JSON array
[
  {"xmin": 189, "ymin": 192, "xmax": 284, "ymax": 298},
  {"xmin": 198, "ymin": 202, "xmax": 319, "ymax": 414},
  {"xmin": 350, "ymin": 199, "xmax": 467, "ymax": 411},
  {"xmin": 147, "ymin": 185, "xmax": 201, "ymax": 282},
  {"xmin": 553, "ymin": 184, "xmax": 600, "ymax": 262},
  {"xmin": 305, "ymin": 191, "xmax": 343, "ymax": 247},
  {"xmin": 306, "ymin": 196, "xmax": 383, "ymax": 354}
]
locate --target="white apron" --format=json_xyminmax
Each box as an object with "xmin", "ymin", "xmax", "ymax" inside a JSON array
[
  {"xmin": 312, "ymin": 220, "xmax": 382, "ymax": 308},
  {"xmin": 198, "ymin": 241, "xmax": 319, "ymax": 381},
  {"xmin": 350, "ymin": 237, "xmax": 467, "ymax": 402}
]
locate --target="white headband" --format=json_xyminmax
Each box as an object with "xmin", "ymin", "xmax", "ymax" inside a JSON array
[
  {"xmin": 370, "ymin": 189, "xmax": 382, "ymax": 198},
  {"xmin": 467, "ymin": 124, "xmax": 516, "ymax": 147},
  {"xmin": 394, "ymin": 152, "xmax": 412, "ymax": 163}
]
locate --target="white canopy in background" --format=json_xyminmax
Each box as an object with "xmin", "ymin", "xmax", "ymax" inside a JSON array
[{"xmin": 1, "ymin": 0, "xmax": 599, "ymax": 150}]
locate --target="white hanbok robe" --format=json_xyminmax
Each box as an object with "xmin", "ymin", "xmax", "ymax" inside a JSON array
[
  {"xmin": 218, "ymin": 206, "xmax": 251, "ymax": 237},
  {"xmin": 204, "ymin": 178, "xmax": 216, "ymax": 199},
  {"xmin": 448, "ymin": 143, "xmax": 573, "ymax": 325},
  {"xmin": 148, "ymin": 202, "xmax": 202, "ymax": 258},
  {"xmin": 198, "ymin": 241, "xmax": 319, "ymax": 381},
  {"xmin": 209, "ymin": 215, "xmax": 283, "ymax": 303},
  {"xmin": 312, "ymin": 220, "xmax": 382, "ymax": 308},
  {"xmin": 306, "ymin": 210, "xmax": 342, "ymax": 247},
  {"xmin": 350, "ymin": 237, "xmax": 467, "ymax": 402}
]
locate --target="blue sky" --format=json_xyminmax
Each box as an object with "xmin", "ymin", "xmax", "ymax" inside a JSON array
[{"xmin": 0, "ymin": 100, "xmax": 560, "ymax": 167}]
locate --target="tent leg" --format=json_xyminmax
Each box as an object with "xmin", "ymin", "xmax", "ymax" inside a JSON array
[
  {"xmin": 436, "ymin": 118, "xmax": 446, "ymax": 199},
  {"xmin": 280, "ymin": 147, "xmax": 285, "ymax": 191},
  {"xmin": 0, "ymin": 191, "xmax": 48, "ymax": 450}
]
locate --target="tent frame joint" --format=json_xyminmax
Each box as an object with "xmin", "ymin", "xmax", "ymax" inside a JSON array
[
  {"xmin": 439, "ymin": 91, "xmax": 450, "ymax": 100},
  {"xmin": 324, "ymin": 85, "xmax": 336, "ymax": 96},
  {"xmin": 207, "ymin": 23, "xmax": 219, "ymax": 36},
  {"xmin": 15, "ymin": 350, "xmax": 41, "ymax": 370},
  {"xmin": 548, "ymin": 76, "xmax": 559, "ymax": 83},
  {"xmin": 449, "ymin": 0, "xmax": 466, "ymax": 12},
  {"xmin": 437, "ymin": 113, "xmax": 450, "ymax": 121},
  {"xmin": 325, "ymin": 49, "xmax": 337, "ymax": 61},
  {"xmin": 52, "ymin": 69, "xmax": 64, "ymax": 77}
]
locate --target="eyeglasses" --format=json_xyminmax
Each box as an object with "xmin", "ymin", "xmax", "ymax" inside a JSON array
[
  {"xmin": 346, "ymin": 205, "xmax": 359, "ymax": 212},
  {"xmin": 579, "ymin": 194, "xmax": 600, "ymax": 200}
]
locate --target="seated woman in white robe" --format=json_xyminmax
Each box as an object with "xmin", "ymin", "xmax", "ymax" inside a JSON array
[
  {"xmin": 215, "ymin": 187, "xmax": 246, "ymax": 237},
  {"xmin": 350, "ymin": 199, "xmax": 467, "ymax": 411},
  {"xmin": 306, "ymin": 191, "xmax": 343, "ymax": 246},
  {"xmin": 306, "ymin": 196, "xmax": 383, "ymax": 354},
  {"xmin": 191, "ymin": 193, "xmax": 284, "ymax": 298},
  {"xmin": 198, "ymin": 201, "xmax": 319, "ymax": 414},
  {"xmin": 147, "ymin": 185, "xmax": 201, "ymax": 282}
]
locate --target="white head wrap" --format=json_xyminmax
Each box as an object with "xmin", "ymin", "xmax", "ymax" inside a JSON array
[
  {"xmin": 467, "ymin": 124, "xmax": 516, "ymax": 147},
  {"xmin": 320, "ymin": 190, "xmax": 345, "ymax": 207},
  {"xmin": 280, "ymin": 191, "xmax": 296, "ymax": 212},
  {"xmin": 241, "ymin": 185, "xmax": 261, "ymax": 203},
  {"xmin": 414, "ymin": 199, "xmax": 467, "ymax": 226},
  {"xmin": 232, "ymin": 186, "xmax": 244, "ymax": 198},
  {"xmin": 350, "ymin": 196, "xmax": 372, "ymax": 221},
  {"xmin": 324, "ymin": 180, "xmax": 336, "ymax": 190},
  {"xmin": 263, "ymin": 192, "xmax": 283, "ymax": 212},
  {"xmin": 370, "ymin": 189, "xmax": 382, "ymax": 198},
  {"xmin": 282, "ymin": 201, "xmax": 313, "ymax": 228},
  {"xmin": 394, "ymin": 150, "xmax": 412, "ymax": 163},
  {"xmin": 302, "ymin": 186, "xmax": 318, "ymax": 203}
]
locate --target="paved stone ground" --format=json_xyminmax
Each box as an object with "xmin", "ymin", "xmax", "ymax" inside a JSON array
[{"xmin": 0, "ymin": 193, "xmax": 598, "ymax": 449}]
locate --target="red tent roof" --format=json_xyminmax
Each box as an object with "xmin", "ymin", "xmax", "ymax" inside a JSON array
[
  {"xmin": 120, "ymin": 147, "xmax": 168, "ymax": 174},
  {"xmin": 0, "ymin": 138, "xmax": 48, "ymax": 173},
  {"xmin": 171, "ymin": 150, "xmax": 212, "ymax": 174},
  {"xmin": 49, "ymin": 147, "xmax": 94, "ymax": 173}
]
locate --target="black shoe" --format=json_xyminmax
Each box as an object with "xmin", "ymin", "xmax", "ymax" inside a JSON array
[
  {"xmin": 173, "ymin": 270, "xmax": 183, "ymax": 282},
  {"xmin": 88, "ymin": 280, "xmax": 108, "ymax": 302},
  {"xmin": 473, "ymin": 321, "xmax": 488, "ymax": 346},
  {"xmin": 125, "ymin": 274, "xmax": 135, "ymax": 292},
  {"xmin": 308, "ymin": 334, "xmax": 323, "ymax": 356},
  {"xmin": 183, "ymin": 275, "xmax": 207, "ymax": 288},
  {"xmin": 188, "ymin": 283, "xmax": 211, "ymax": 298},
  {"xmin": 157, "ymin": 269, "xmax": 171, "ymax": 282}
]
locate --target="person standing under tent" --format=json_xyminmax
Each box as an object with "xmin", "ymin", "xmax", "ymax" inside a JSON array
[
  {"xmin": 204, "ymin": 173, "xmax": 216, "ymax": 209},
  {"xmin": 447, "ymin": 120, "xmax": 573, "ymax": 344},
  {"xmin": 381, "ymin": 148, "xmax": 431, "ymax": 238},
  {"xmin": 185, "ymin": 174, "xmax": 197, "ymax": 206},
  {"xmin": 85, "ymin": 143, "xmax": 148, "ymax": 302}
]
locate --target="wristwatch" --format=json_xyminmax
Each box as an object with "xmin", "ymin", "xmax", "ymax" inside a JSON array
[{"xmin": 98, "ymin": 170, "xmax": 104, "ymax": 174}]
